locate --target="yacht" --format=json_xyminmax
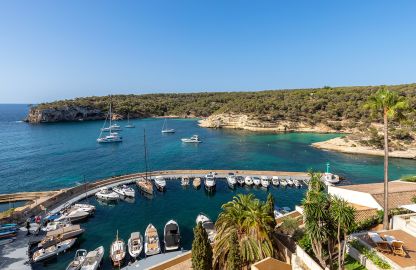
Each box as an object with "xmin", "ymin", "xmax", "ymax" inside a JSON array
[
  {"xmin": 253, "ymin": 176, "xmax": 261, "ymax": 186},
  {"xmin": 128, "ymin": 232, "xmax": 143, "ymax": 259},
  {"xmin": 42, "ymin": 220, "xmax": 71, "ymax": 232},
  {"xmin": 154, "ymin": 176, "xmax": 167, "ymax": 191},
  {"xmin": 226, "ymin": 175, "xmax": 237, "ymax": 189},
  {"xmin": 164, "ymin": 220, "xmax": 181, "ymax": 251},
  {"xmin": 97, "ymin": 132, "xmax": 122, "ymax": 143},
  {"xmin": 125, "ymin": 113, "xmax": 135, "ymax": 128},
  {"xmin": 236, "ymin": 176, "xmax": 245, "ymax": 186},
  {"xmin": 192, "ymin": 177, "xmax": 201, "ymax": 189},
  {"xmin": 95, "ymin": 187, "xmax": 119, "ymax": 201},
  {"xmin": 144, "ymin": 224, "xmax": 161, "ymax": 256},
  {"xmin": 66, "ymin": 249, "xmax": 87, "ymax": 270},
  {"xmin": 110, "ymin": 231, "xmax": 126, "ymax": 267},
  {"xmin": 97, "ymin": 100, "xmax": 123, "ymax": 143},
  {"xmin": 55, "ymin": 209, "xmax": 90, "ymax": 223},
  {"xmin": 244, "ymin": 176, "xmax": 253, "ymax": 186},
  {"xmin": 136, "ymin": 178, "xmax": 154, "ymax": 195},
  {"xmin": 181, "ymin": 135, "xmax": 201, "ymax": 143},
  {"xmin": 38, "ymin": 225, "xmax": 85, "ymax": 249},
  {"xmin": 196, "ymin": 213, "xmax": 216, "ymax": 243},
  {"xmin": 32, "ymin": 238, "xmax": 76, "ymax": 263},
  {"xmin": 293, "ymin": 179, "xmax": 302, "ymax": 188},
  {"xmin": 260, "ymin": 176, "xmax": 270, "ymax": 188},
  {"xmin": 161, "ymin": 118, "xmax": 175, "ymax": 133},
  {"xmin": 69, "ymin": 204, "xmax": 96, "ymax": 214},
  {"xmin": 113, "ymin": 185, "xmax": 135, "ymax": 197},
  {"xmin": 101, "ymin": 124, "xmax": 122, "ymax": 132},
  {"xmin": 287, "ymin": 178, "xmax": 294, "ymax": 186},
  {"xmin": 80, "ymin": 246, "xmax": 104, "ymax": 270},
  {"xmin": 181, "ymin": 176, "xmax": 190, "ymax": 186},
  {"xmin": 272, "ymin": 176, "xmax": 279, "ymax": 186},
  {"xmin": 280, "ymin": 179, "xmax": 288, "ymax": 187},
  {"xmin": 204, "ymin": 174, "xmax": 216, "ymax": 192}
]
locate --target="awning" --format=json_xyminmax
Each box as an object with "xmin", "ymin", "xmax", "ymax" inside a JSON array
[{"xmin": 400, "ymin": 204, "xmax": 416, "ymax": 212}]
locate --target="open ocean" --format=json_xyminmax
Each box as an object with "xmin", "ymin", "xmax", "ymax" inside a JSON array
[{"xmin": 1, "ymin": 104, "xmax": 416, "ymax": 270}]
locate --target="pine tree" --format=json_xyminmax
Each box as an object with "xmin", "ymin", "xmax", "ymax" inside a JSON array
[
  {"xmin": 192, "ymin": 222, "xmax": 213, "ymax": 270},
  {"xmin": 266, "ymin": 193, "xmax": 277, "ymax": 229},
  {"xmin": 226, "ymin": 231, "xmax": 242, "ymax": 270}
]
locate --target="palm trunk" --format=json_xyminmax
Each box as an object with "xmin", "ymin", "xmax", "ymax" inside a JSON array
[
  {"xmin": 337, "ymin": 223, "xmax": 342, "ymax": 270},
  {"xmin": 383, "ymin": 109, "xmax": 389, "ymax": 230}
]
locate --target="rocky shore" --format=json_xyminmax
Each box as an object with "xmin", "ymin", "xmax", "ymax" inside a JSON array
[{"xmin": 25, "ymin": 106, "xmax": 106, "ymax": 123}]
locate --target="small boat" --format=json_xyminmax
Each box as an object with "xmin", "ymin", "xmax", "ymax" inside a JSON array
[
  {"xmin": 70, "ymin": 204, "xmax": 96, "ymax": 214},
  {"xmin": 97, "ymin": 132, "xmax": 122, "ymax": 143},
  {"xmin": 181, "ymin": 135, "xmax": 201, "ymax": 143},
  {"xmin": 110, "ymin": 231, "xmax": 126, "ymax": 267},
  {"xmin": 144, "ymin": 224, "xmax": 161, "ymax": 256},
  {"xmin": 136, "ymin": 178, "xmax": 154, "ymax": 195},
  {"xmin": 125, "ymin": 113, "xmax": 135, "ymax": 128},
  {"xmin": 293, "ymin": 179, "xmax": 301, "ymax": 188},
  {"xmin": 101, "ymin": 124, "xmax": 122, "ymax": 132},
  {"xmin": 287, "ymin": 178, "xmax": 294, "ymax": 186},
  {"xmin": 253, "ymin": 176, "xmax": 261, "ymax": 186},
  {"xmin": 42, "ymin": 220, "xmax": 72, "ymax": 232},
  {"xmin": 322, "ymin": 172, "xmax": 340, "ymax": 184},
  {"xmin": 204, "ymin": 174, "xmax": 216, "ymax": 192},
  {"xmin": 196, "ymin": 213, "xmax": 216, "ymax": 243},
  {"xmin": 272, "ymin": 176, "xmax": 279, "ymax": 186},
  {"xmin": 261, "ymin": 176, "xmax": 270, "ymax": 188},
  {"xmin": 32, "ymin": 238, "xmax": 76, "ymax": 263},
  {"xmin": 226, "ymin": 175, "xmax": 237, "ymax": 189},
  {"xmin": 280, "ymin": 179, "xmax": 288, "ymax": 187},
  {"xmin": 128, "ymin": 232, "xmax": 143, "ymax": 259},
  {"xmin": 161, "ymin": 118, "xmax": 175, "ymax": 133},
  {"xmin": 164, "ymin": 220, "xmax": 180, "ymax": 251},
  {"xmin": 181, "ymin": 176, "xmax": 190, "ymax": 186},
  {"xmin": 55, "ymin": 209, "xmax": 90, "ymax": 223},
  {"xmin": 113, "ymin": 185, "xmax": 135, "ymax": 197},
  {"xmin": 66, "ymin": 249, "xmax": 87, "ymax": 270},
  {"xmin": 244, "ymin": 176, "xmax": 253, "ymax": 186},
  {"xmin": 154, "ymin": 176, "xmax": 167, "ymax": 191},
  {"xmin": 80, "ymin": 246, "xmax": 104, "ymax": 270},
  {"xmin": 95, "ymin": 187, "xmax": 120, "ymax": 201},
  {"xmin": 192, "ymin": 177, "xmax": 201, "ymax": 189},
  {"xmin": 39, "ymin": 225, "xmax": 85, "ymax": 249},
  {"xmin": 236, "ymin": 176, "xmax": 245, "ymax": 186}
]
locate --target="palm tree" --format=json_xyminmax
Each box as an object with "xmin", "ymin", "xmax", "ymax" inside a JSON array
[
  {"xmin": 214, "ymin": 194, "xmax": 274, "ymax": 268},
  {"xmin": 364, "ymin": 86, "xmax": 409, "ymax": 229}
]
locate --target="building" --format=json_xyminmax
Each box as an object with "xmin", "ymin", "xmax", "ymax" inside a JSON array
[{"xmin": 251, "ymin": 257, "xmax": 292, "ymax": 270}]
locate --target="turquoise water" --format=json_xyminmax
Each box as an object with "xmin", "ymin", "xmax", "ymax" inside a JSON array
[{"xmin": 1, "ymin": 104, "xmax": 416, "ymax": 270}]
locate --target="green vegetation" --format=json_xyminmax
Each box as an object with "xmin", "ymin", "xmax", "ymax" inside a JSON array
[
  {"xmin": 349, "ymin": 240, "xmax": 391, "ymax": 269},
  {"xmin": 344, "ymin": 255, "xmax": 367, "ymax": 270},
  {"xmin": 225, "ymin": 231, "xmax": 242, "ymax": 270},
  {"xmin": 401, "ymin": 175, "xmax": 416, "ymax": 182},
  {"xmin": 192, "ymin": 222, "xmax": 213, "ymax": 270},
  {"xmin": 32, "ymin": 84, "xmax": 416, "ymax": 125}
]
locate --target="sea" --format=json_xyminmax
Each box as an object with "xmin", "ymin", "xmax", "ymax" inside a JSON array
[{"xmin": 1, "ymin": 104, "xmax": 416, "ymax": 270}]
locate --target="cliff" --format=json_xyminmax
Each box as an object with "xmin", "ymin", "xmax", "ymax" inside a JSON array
[{"xmin": 25, "ymin": 106, "xmax": 105, "ymax": 123}]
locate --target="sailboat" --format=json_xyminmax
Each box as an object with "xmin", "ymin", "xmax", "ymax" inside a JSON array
[
  {"xmin": 125, "ymin": 113, "xmax": 135, "ymax": 128},
  {"xmin": 136, "ymin": 129, "xmax": 154, "ymax": 196},
  {"xmin": 110, "ymin": 230, "xmax": 126, "ymax": 267},
  {"xmin": 161, "ymin": 118, "xmax": 175, "ymax": 133},
  {"xmin": 97, "ymin": 100, "xmax": 122, "ymax": 143}
]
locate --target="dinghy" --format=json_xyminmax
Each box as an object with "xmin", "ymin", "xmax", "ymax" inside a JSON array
[
  {"xmin": 66, "ymin": 249, "xmax": 87, "ymax": 270},
  {"xmin": 128, "ymin": 232, "xmax": 143, "ymax": 259},
  {"xmin": 81, "ymin": 246, "xmax": 104, "ymax": 270},
  {"xmin": 144, "ymin": 224, "xmax": 161, "ymax": 256},
  {"xmin": 164, "ymin": 220, "xmax": 180, "ymax": 251}
]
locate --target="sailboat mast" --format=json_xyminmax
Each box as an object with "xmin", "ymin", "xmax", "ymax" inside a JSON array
[
  {"xmin": 109, "ymin": 98, "xmax": 113, "ymax": 131},
  {"xmin": 144, "ymin": 129, "xmax": 149, "ymax": 180}
]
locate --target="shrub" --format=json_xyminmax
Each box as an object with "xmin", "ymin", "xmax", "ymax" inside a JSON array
[{"xmin": 349, "ymin": 240, "xmax": 391, "ymax": 269}]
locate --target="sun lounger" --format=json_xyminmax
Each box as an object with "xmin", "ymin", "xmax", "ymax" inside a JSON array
[
  {"xmin": 368, "ymin": 232, "xmax": 392, "ymax": 253},
  {"xmin": 384, "ymin": 235, "xmax": 406, "ymax": 256}
]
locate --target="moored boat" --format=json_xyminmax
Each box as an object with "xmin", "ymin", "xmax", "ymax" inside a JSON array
[
  {"xmin": 192, "ymin": 177, "xmax": 201, "ymax": 189},
  {"xmin": 253, "ymin": 176, "xmax": 261, "ymax": 186},
  {"xmin": 80, "ymin": 246, "xmax": 104, "ymax": 270},
  {"xmin": 95, "ymin": 187, "xmax": 120, "ymax": 201},
  {"xmin": 196, "ymin": 213, "xmax": 216, "ymax": 243},
  {"xmin": 164, "ymin": 220, "xmax": 180, "ymax": 251},
  {"xmin": 161, "ymin": 118, "xmax": 175, "ymax": 133},
  {"xmin": 144, "ymin": 224, "xmax": 161, "ymax": 256},
  {"xmin": 97, "ymin": 99, "xmax": 123, "ymax": 143},
  {"xmin": 128, "ymin": 232, "xmax": 143, "ymax": 259},
  {"xmin": 38, "ymin": 224, "xmax": 84, "ymax": 249},
  {"xmin": 204, "ymin": 174, "xmax": 216, "ymax": 192},
  {"xmin": 181, "ymin": 176, "xmax": 190, "ymax": 186},
  {"xmin": 293, "ymin": 179, "xmax": 301, "ymax": 188},
  {"xmin": 113, "ymin": 185, "xmax": 135, "ymax": 197},
  {"xmin": 42, "ymin": 220, "xmax": 72, "ymax": 232},
  {"xmin": 226, "ymin": 175, "xmax": 237, "ymax": 189},
  {"xmin": 66, "ymin": 249, "xmax": 87, "ymax": 270},
  {"xmin": 136, "ymin": 178, "xmax": 154, "ymax": 195},
  {"xmin": 70, "ymin": 204, "xmax": 96, "ymax": 214},
  {"xmin": 181, "ymin": 135, "xmax": 201, "ymax": 143},
  {"xmin": 272, "ymin": 176, "xmax": 279, "ymax": 186},
  {"xmin": 110, "ymin": 231, "xmax": 126, "ymax": 267},
  {"xmin": 260, "ymin": 176, "xmax": 270, "ymax": 188},
  {"xmin": 244, "ymin": 176, "xmax": 253, "ymax": 186},
  {"xmin": 125, "ymin": 113, "xmax": 135, "ymax": 128},
  {"xmin": 32, "ymin": 238, "xmax": 76, "ymax": 263},
  {"xmin": 236, "ymin": 176, "xmax": 245, "ymax": 186},
  {"xmin": 154, "ymin": 176, "xmax": 167, "ymax": 191},
  {"xmin": 280, "ymin": 179, "xmax": 288, "ymax": 187},
  {"xmin": 55, "ymin": 209, "xmax": 90, "ymax": 223}
]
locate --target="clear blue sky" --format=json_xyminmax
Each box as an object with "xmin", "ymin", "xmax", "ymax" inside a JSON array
[{"xmin": 1, "ymin": 1, "xmax": 415, "ymax": 103}]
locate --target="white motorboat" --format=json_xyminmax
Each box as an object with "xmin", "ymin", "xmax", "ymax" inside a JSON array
[
  {"xmin": 164, "ymin": 220, "xmax": 181, "ymax": 251},
  {"xmin": 244, "ymin": 176, "xmax": 253, "ymax": 186},
  {"xmin": 161, "ymin": 118, "xmax": 175, "ymax": 133},
  {"xmin": 154, "ymin": 176, "xmax": 167, "ymax": 191},
  {"xmin": 260, "ymin": 176, "xmax": 270, "ymax": 188},
  {"xmin": 32, "ymin": 238, "xmax": 76, "ymax": 263},
  {"xmin": 181, "ymin": 135, "xmax": 201, "ymax": 143},
  {"xmin": 55, "ymin": 209, "xmax": 90, "ymax": 223},
  {"xmin": 293, "ymin": 179, "xmax": 301, "ymax": 188},
  {"xmin": 113, "ymin": 185, "xmax": 135, "ymax": 197},
  {"xmin": 128, "ymin": 232, "xmax": 143, "ymax": 259},
  {"xmin": 97, "ymin": 132, "xmax": 122, "ymax": 143},
  {"xmin": 287, "ymin": 178, "xmax": 294, "ymax": 186},
  {"xmin": 253, "ymin": 176, "xmax": 261, "ymax": 186},
  {"xmin": 39, "ymin": 225, "xmax": 85, "ymax": 249},
  {"xmin": 95, "ymin": 187, "xmax": 119, "ymax": 201},
  {"xmin": 236, "ymin": 176, "xmax": 245, "ymax": 186},
  {"xmin": 80, "ymin": 246, "xmax": 104, "ymax": 270},
  {"xmin": 181, "ymin": 176, "xmax": 190, "ymax": 186},
  {"xmin": 145, "ymin": 224, "xmax": 161, "ymax": 256},
  {"xmin": 226, "ymin": 175, "xmax": 237, "ymax": 189},
  {"xmin": 42, "ymin": 220, "xmax": 71, "ymax": 232},
  {"xmin": 110, "ymin": 231, "xmax": 126, "ymax": 267},
  {"xmin": 272, "ymin": 176, "xmax": 279, "ymax": 186},
  {"xmin": 322, "ymin": 172, "xmax": 340, "ymax": 184},
  {"xmin": 280, "ymin": 179, "xmax": 288, "ymax": 187},
  {"xmin": 66, "ymin": 249, "xmax": 87, "ymax": 270},
  {"xmin": 204, "ymin": 174, "xmax": 216, "ymax": 192},
  {"xmin": 70, "ymin": 204, "xmax": 96, "ymax": 214},
  {"xmin": 97, "ymin": 100, "xmax": 123, "ymax": 143},
  {"xmin": 196, "ymin": 213, "xmax": 216, "ymax": 243},
  {"xmin": 125, "ymin": 113, "xmax": 135, "ymax": 128}
]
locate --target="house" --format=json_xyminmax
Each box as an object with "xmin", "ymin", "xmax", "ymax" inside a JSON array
[{"xmin": 251, "ymin": 257, "xmax": 292, "ymax": 270}]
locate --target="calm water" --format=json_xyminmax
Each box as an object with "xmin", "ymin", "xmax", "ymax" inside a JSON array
[{"xmin": 1, "ymin": 104, "xmax": 416, "ymax": 270}]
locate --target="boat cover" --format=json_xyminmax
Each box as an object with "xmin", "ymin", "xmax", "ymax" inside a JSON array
[
  {"xmin": 131, "ymin": 232, "xmax": 141, "ymax": 239},
  {"xmin": 165, "ymin": 224, "xmax": 180, "ymax": 247}
]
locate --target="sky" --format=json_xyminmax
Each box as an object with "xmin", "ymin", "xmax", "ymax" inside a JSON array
[{"xmin": 0, "ymin": 1, "xmax": 415, "ymax": 103}]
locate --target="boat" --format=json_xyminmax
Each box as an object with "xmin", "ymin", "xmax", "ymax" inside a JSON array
[
  {"xmin": 80, "ymin": 246, "xmax": 104, "ymax": 270},
  {"xmin": 0, "ymin": 237, "xmax": 16, "ymax": 246},
  {"xmin": 226, "ymin": 175, "xmax": 237, "ymax": 189},
  {"xmin": 97, "ymin": 100, "xmax": 123, "ymax": 143},
  {"xmin": 293, "ymin": 179, "xmax": 301, "ymax": 188},
  {"xmin": 192, "ymin": 177, "xmax": 201, "ymax": 189},
  {"xmin": 0, "ymin": 224, "xmax": 17, "ymax": 239},
  {"xmin": 55, "ymin": 209, "xmax": 90, "ymax": 223},
  {"xmin": 144, "ymin": 224, "xmax": 161, "ymax": 256},
  {"xmin": 113, "ymin": 185, "xmax": 135, "ymax": 197},
  {"xmin": 181, "ymin": 135, "xmax": 201, "ymax": 143},
  {"xmin": 236, "ymin": 176, "xmax": 245, "ymax": 186},
  {"xmin": 204, "ymin": 174, "xmax": 216, "ymax": 192},
  {"xmin": 38, "ymin": 225, "xmax": 85, "ymax": 249},
  {"xmin": 322, "ymin": 173, "xmax": 340, "ymax": 184},
  {"xmin": 253, "ymin": 176, "xmax": 261, "ymax": 186},
  {"xmin": 69, "ymin": 204, "xmax": 96, "ymax": 214},
  {"xmin": 0, "ymin": 224, "xmax": 17, "ymax": 231},
  {"xmin": 42, "ymin": 220, "xmax": 72, "ymax": 232},
  {"xmin": 97, "ymin": 132, "xmax": 122, "ymax": 143},
  {"xmin": 164, "ymin": 220, "xmax": 180, "ymax": 251},
  {"xmin": 244, "ymin": 176, "xmax": 253, "ymax": 186},
  {"xmin": 136, "ymin": 129, "xmax": 154, "ymax": 196},
  {"xmin": 280, "ymin": 179, "xmax": 288, "ymax": 187},
  {"xmin": 95, "ymin": 187, "xmax": 120, "ymax": 201},
  {"xmin": 110, "ymin": 231, "xmax": 126, "ymax": 267},
  {"xmin": 32, "ymin": 238, "xmax": 76, "ymax": 263},
  {"xmin": 161, "ymin": 118, "xmax": 175, "ymax": 133},
  {"xmin": 128, "ymin": 232, "xmax": 143, "ymax": 259},
  {"xmin": 272, "ymin": 176, "xmax": 279, "ymax": 186},
  {"xmin": 125, "ymin": 113, "xmax": 135, "ymax": 128},
  {"xmin": 66, "ymin": 249, "xmax": 87, "ymax": 270},
  {"xmin": 102, "ymin": 124, "xmax": 122, "ymax": 132},
  {"xmin": 181, "ymin": 176, "xmax": 190, "ymax": 186},
  {"xmin": 196, "ymin": 213, "xmax": 216, "ymax": 243},
  {"xmin": 287, "ymin": 178, "xmax": 294, "ymax": 186},
  {"xmin": 260, "ymin": 176, "xmax": 270, "ymax": 188},
  {"xmin": 154, "ymin": 176, "xmax": 167, "ymax": 191}
]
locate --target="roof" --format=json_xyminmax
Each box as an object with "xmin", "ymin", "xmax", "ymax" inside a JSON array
[
  {"xmin": 400, "ymin": 204, "xmax": 416, "ymax": 212},
  {"xmin": 251, "ymin": 257, "xmax": 292, "ymax": 270},
  {"xmin": 339, "ymin": 181, "xmax": 416, "ymax": 194}
]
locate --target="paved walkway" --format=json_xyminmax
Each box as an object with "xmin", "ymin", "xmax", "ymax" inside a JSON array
[{"xmin": 123, "ymin": 250, "xmax": 190, "ymax": 270}]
